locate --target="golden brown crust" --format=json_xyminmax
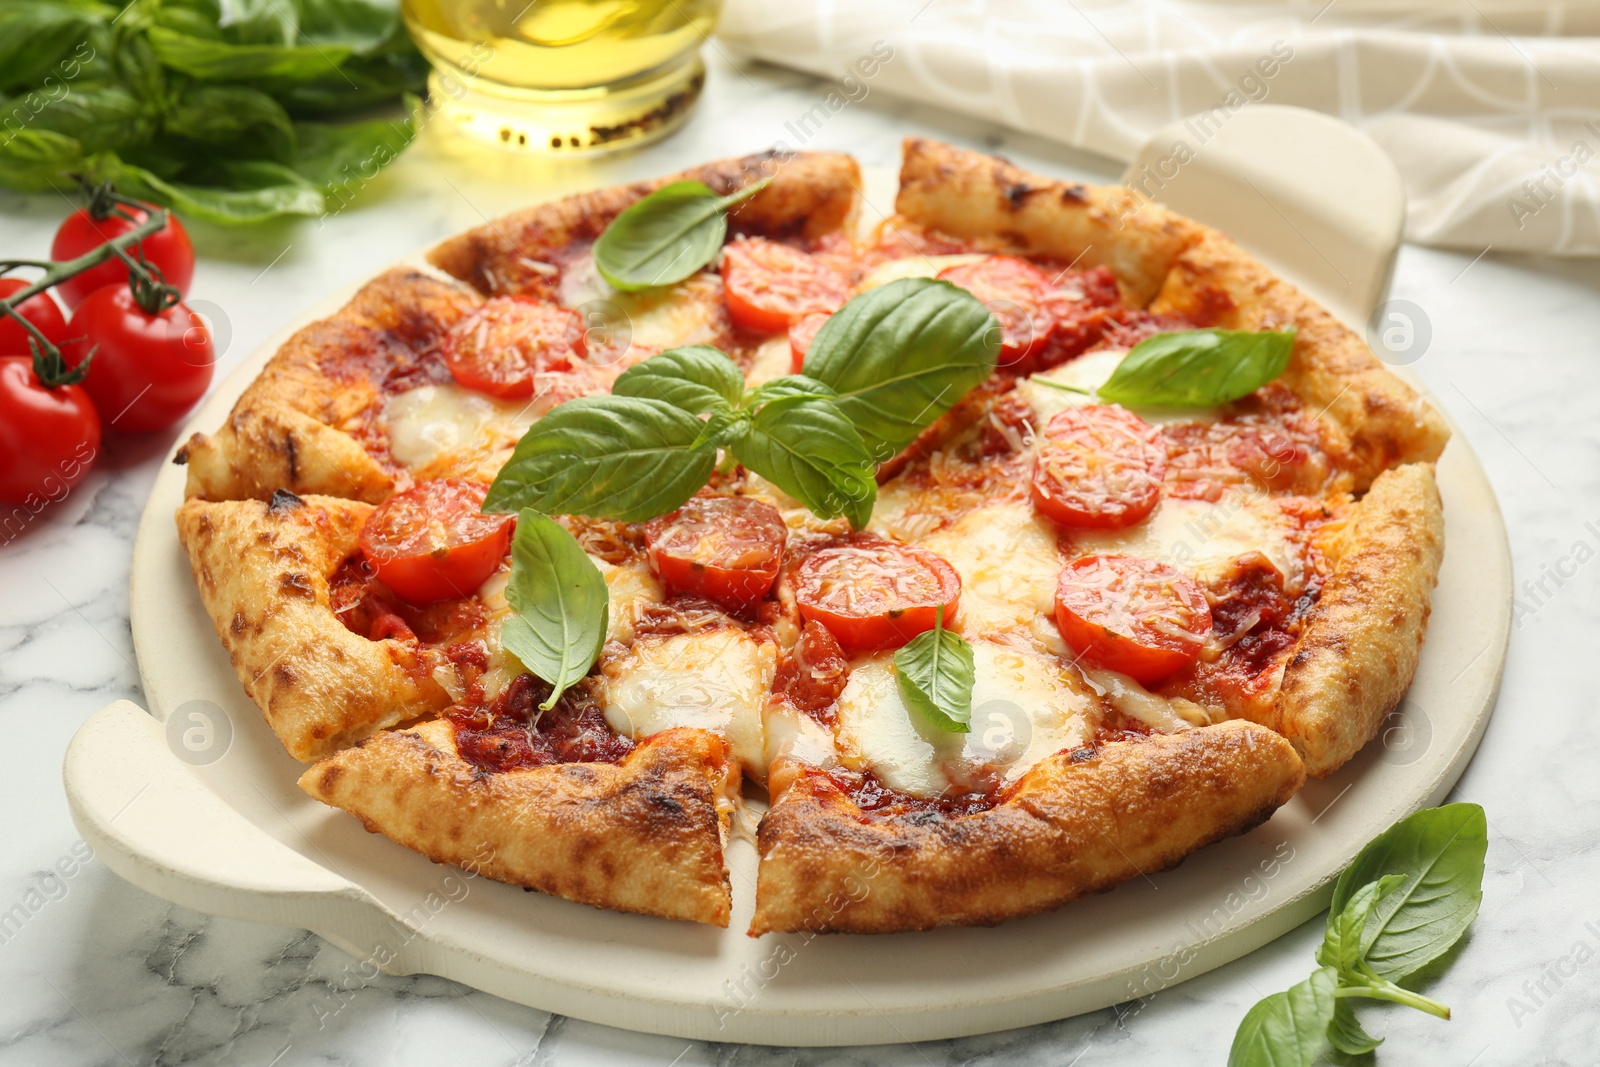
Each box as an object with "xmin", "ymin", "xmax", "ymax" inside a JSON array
[
  {"xmin": 299, "ymin": 721, "xmax": 738, "ymax": 926},
  {"xmin": 891, "ymin": 137, "xmax": 1203, "ymax": 307},
  {"xmin": 180, "ymin": 269, "xmax": 481, "ymax": 504},
  {"xmin": 749, "ymin": 720, "xmax": 1305, "ymax": 935},
  {"xmin": 175, "ymin": 494, "xmax": 451, "ymax": 761},
  {"xmin": 1149, "ymin": 230, "xmax": 1450, "ymax": 487},
  {"xmin": 1269, "ymin": 464, "xmax": 1445, "ymax": 777},
  {"xmin": 427, "ymin": 150, "xmax": 863, "ymax": 298}
]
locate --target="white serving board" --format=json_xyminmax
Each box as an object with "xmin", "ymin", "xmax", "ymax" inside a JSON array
[{"xmin": 64, "ymin": 107, "xmax": 1510, "ymax": 1046}]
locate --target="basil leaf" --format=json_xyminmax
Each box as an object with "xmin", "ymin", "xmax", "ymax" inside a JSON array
[
  {"xmin": 224, "ymin": 0, "xmax": 298, "ymax": 46},
  {"xmin": 745, "ymin": 375, "xmax": 837, "ymax": 403},
  {"xmin": 0, "ymin": 2, "xmax": 108, "ymax": 94},
  {"xmin": 147, "ymin": 26, "xmax": 353, "ymax": 82},
  {"xmin": 1327, "ymin": 999, "xmax": 1383, "ymax": 1057},
  {"xmin": 1227, "ymin": 966, "xmax": 1336, "ymax": 1067},
  {"xmin": 1327, "ymin": 802, "xmax": 1488, "ymax": 982},
  {"xmin": 593, "ymin": 177, "xmax": 771, "ymax": 292},
  {"xmin": 1097, "ymin": 328, "xmax": 1296, "ymax": 408},
  {"xmin": 892, "ymin": 608, "xmax": 975, "ymax": 733},
  {"xmin": 292, "ymin": 113, "xmax": 414, "ymax": 191},
  {"xmin": 500, "ymin": 509, "xmax": 609, "ymax": 711},
  {"xmin": 1317, "ymin": 873, "xmax": 1406, "ymax": 973},
  {"xmin": 108, "ymin": 159, "xmax": 325, "ymax": 224},
  {"xmin": 613, "ymin": 345, "xmax": 745, "ymax": 416},
  {"xmin": 0, "ymin": 129, "xmax": 83, "ymax": 192},
  {"xmin": 802, "ymin": 278, "xmax": 999, "ymax": 463},
  {"xmin": 292, "ymin": 0, "xmax": 399, "ymax": 54},
  {"xmin": 732, "ymin": 387, "xmax": 877, "ymax": 531},
  {"xmin": 23, "ymin": 85, "xmax": 153, "ymax": 155},
  {"xmin": 485, "ymin": 395, "xmax": 716, "ymax": 522},
  {"xmin": 166, "ymin": 85, "xmax": 297, "ymax": 163}
]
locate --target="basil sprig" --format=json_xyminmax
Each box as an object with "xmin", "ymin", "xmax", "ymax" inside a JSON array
[
  {"xmin": 804, "ymin": 278, "xmax": 1000, "ymax": 462},
  {"xmin": 593, "ymin": 178, "xmax": 772, "ymax": 292},
  {"xmin": 1228, "ymin": 803, "xmax": 1488, "ymax": 1067},
  {"xmin": 499, "ymin": 510, "xmax": 610, "ymax": 711},
  {"xmin": 1094, "ymin": 327, "xmax": 1297, "ymax": 407},
  {"xmin": 892, "ymin": 607, "xmax": 976, "ymax": 733},
  {"xmin": 486, "ymin": 280, "xmax": 999, "ymax": 529}
]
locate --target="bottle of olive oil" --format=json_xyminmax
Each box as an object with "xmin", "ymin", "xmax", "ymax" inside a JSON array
[{"xmin": 403, "ymin": 0, "xmax": 720, "ymax": 154}]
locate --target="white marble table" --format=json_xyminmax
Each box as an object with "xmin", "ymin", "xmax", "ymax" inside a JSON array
[{"xmin": 2, "ymin": 50, "xmax": 1597, "ymax": 1067}]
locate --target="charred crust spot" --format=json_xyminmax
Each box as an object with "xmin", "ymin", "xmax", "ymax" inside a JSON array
[
  {"xmin": 230, "ymin": 611, "xmax": 248, "ymax": 636},
  {"xmin": 318, "ymin": 765, "xmax": 343, "ymax": 793},
  {"xmin": 1003, "ymin": 182, "xmax": 1036, "ymax": 209},
  {"xmin": 273, "ymin": 662, "xmax": 298, "ymax": 688},
  {"xmin": 279, "ymin": 572, "xmax": 315, "ymax": 598},
  {"xmin": 283, "ymin": 435, "xmax": 300, "ymax": 481},
  {"xmin": 197, "ymin": 514, "xmax": 214, "ymax": 534},
  {"xmin": 1061, "ymin": 184, "xmax": 1088, "ymax": 204},
  {"xmin": 1068, "ymin": 746, "xmax": 1099, "ymax": 763},
  {"xmin": 269, "ymin": 488, "xmax": 304, "ymax": 513},
  {"xmin": 173, "ymin": 444, "xmax": 190, "ymax": 465}
]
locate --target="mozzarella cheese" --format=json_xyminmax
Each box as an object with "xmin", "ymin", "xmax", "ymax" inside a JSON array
[
  {"xmin": 745, "ymin": 335, "xmax": 793, "ymax": 388},
  {"xmin": 1021, "ymin": 348, "xmax": 1218, "ymax": 427},
  {"xmin": 558, "ymin": 252, "xmax": 724, "ymax": 351},
  {"xmin": 834, "ymin": 639, "xmax": 1094, "ymax": 798},
  {"xmin": 1079, "ymin": 666, "xmax": 1214, "ymax": 732},
  {"xmin": 855, "ymin": 253, "xmax": 986, "ymax": 293},
  {"xmin": 1065, "ymin": 493, "xmax": 1298, "ymax": 588},
  {"xmin": 384, "ymin": 383, "xmax": 538, "ymax": 476},
  {"xmin": 599, "ymin": 629, "xmax": 774, "ymax": 775},
  {"xmin": 914, "ymin": 503, "xmax": 1064, "ymax": 640}
]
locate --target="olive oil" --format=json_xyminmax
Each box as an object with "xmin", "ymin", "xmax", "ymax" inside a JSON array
[{"xmin": 403, "ymin": 0, "xmax": 719, "ymax": 154}]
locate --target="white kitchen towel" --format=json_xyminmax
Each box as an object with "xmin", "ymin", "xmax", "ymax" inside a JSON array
[{"xmin": 717, "ymin": 0, "xmax": 1600, "ymax": 255}]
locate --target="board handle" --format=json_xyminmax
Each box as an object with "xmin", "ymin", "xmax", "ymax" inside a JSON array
[
  {"xmin": 1125, "ymin": 104, "xmax": 1404, "ymax": 326},
  {"xmin": 64, "ymin": 701, "xmax": 399, "ymax": 957}
]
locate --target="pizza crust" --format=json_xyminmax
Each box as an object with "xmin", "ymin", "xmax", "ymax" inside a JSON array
[
  {"xmin": 1149, "ymin": 230, "xmax": 1450, "ymax": 488},
  {"xmin": 179, "ymin": 269, "xmax": 481, "ymax": 504},
  {"xmin": 176, "ymin": 493, "xmax": 452, "ymax": 761},
  {"xmin": 299, "ymin": 721, "xmax": 739, "ymax": 926},
  {"xmin": 749, "ymin": 719, "xmax": 1305, "ymax": 935},
  {"xmin": 1269, "ymin": 463, "xmax": 1445, "ymax": 776},
  {"xmin": 427, "ymin": 150, "xmax": 863, "ymax": 298},
  {"xmin": 892, "ymin": 137, "xmax": 1202, "ymax": 307}
]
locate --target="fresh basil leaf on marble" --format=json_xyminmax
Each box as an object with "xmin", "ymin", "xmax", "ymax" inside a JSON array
[
  {"xmin": 500, "ymin": 509, "xmax": 609, "ymax": 711},
  {"xmin": 1327, "ymin": 802, "xmax": 1487, "ymax": 982},
  {"xmin": 1327, "ymin": 999, "xmax": 1384, "ymax": 1057},
  {"xmin": 593, "ymin": 177, "xmax": 772, "ymax": 292},
  {"xmin": 1227, "ymin": 966, "xmax": 1337, "ymax": 1067},
  {"xmin": 1096, "ymin": 328, "xmax": 1296, "ymax": 407},
  {"xmin": 613, "ymin": 345, "xmax": 746, "ymax": 416},
  {"xmin": 484, "ymin": 395, "xmax": 716, "ymax": 523},
  {"xmin": 732, "ymin": 383, "xmax": 877, "ymax": 531},
  {"xmin": 802, "ymin": 278, "xmax": 999, "ymax": 462},
  {"xmin": 892, "ymin": 607, "xmax": 975, "ymax": 733},
  {"xmin": 1317, "ymin": 874, "xmax": 1407, "ymax": 973}
]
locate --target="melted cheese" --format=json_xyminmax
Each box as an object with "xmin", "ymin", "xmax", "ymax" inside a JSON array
[
  {"xmin": 745, "ymin": 335, "xmax": 793, "ymax": 388},
  {"xmin": 384, "ymin": 383, "xmax": 538, "ymax": 476},
  {"xmin": 599, "ymin": 629, "xmax": 774, "ymax": 775},
  {"xmin": 1079, "ymin": 666, "xmax": 1216, "ymax": 731},
  {"xmin": 1022, "ymin": 348, "xmax": 1218, "ymax": 426},
  {"xmin": 914, "ymin": 503, "xmax": 1064, "ymax": 639},
  {"xmin": 834, "ymin": 640, "xmax": 1093, "ymax": 798},
  {"xmin": 763, "ymin": 704, "xmax": 839, "ymax": 770},
  {"xmin": 855, "ymin": 253, "xmax": 986, "ymax": 293},
  {"xmin": 1066, "ymin": 494, "xmax": 1298, "ymax": 587},
  {"xmin": 558, "ymin": 253, "xmax": 724, "ymax": 351}
]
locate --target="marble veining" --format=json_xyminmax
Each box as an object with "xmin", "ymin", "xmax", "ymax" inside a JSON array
[{"xmin": 2, "ymin": 50, "xmax": 1598, "ymax": 1067}]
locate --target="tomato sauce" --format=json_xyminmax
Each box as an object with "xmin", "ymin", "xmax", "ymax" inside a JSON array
[
  {"xmin": 771, "ymin": 620, "xmax": 850, "ymax": 726},
  {"xmin": 829, "ymin": 767, "xmax": 1002, "ymax": 819},
  {"xmin": 448, "ymin": 673, "xmax": 634, "ymax": 773},
  {"xmin": 328, "ymin": 557, "xmax": 488, "ymax": 646}
]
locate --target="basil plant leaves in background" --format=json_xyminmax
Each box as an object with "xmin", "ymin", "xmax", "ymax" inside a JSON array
[
  {"xmin": 0, "ymin": 0, "xmax": 428, "ymax": 223},
  {"xmin": 1229, "ymin": 803, "xmax": 1488, "ymax": 1067}
]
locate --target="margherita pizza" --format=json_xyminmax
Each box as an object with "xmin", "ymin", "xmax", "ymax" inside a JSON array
[{"xmin": 174, "ymin": 139, "xmax": 1447, "ymax": 933}]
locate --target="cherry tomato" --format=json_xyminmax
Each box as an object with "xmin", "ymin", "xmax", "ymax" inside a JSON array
[
  {"xmin": 443, "ymin": 297, "xmax": 587, "ymax": 400},
  {"xmin": 0, "ymin": 279, "xmax": 70, "ymax": 357},
  {"xmin": 359, "ymin": 479, "xmax": 513, "ymax": 604},
  {"xmin": 51, "ymin": 203, "xmax": 194, "ymax": 309},
  {"xmin": 1054, "ymin": 554, "xmax": 1211, "ymax": 684},
  {"xmin": 794, "ymin": 537, "xmax": 962, "ymax": 653},
  {"xmin": 788, "ymin": 311, "xmax": 831, "ymax": 374},
  {"xmin": 1031, "ymin": 405, "xmax": 1166, "ymax": 529},
  {"xmin": 644, "ymin": 495, "xmax": 787, "ymax": 612},
  {"xmin": 721, "ymin": 237, "xmax": 849, "ymax": 333},
  {"xmin": 0, "ymin": 357, "xmax": 101, "ymax": 506},
  {"xmin": 938, "ymin": 256, "xmax": 1057, "ymax": 366},
  {"xmin": 60, "ymin": 285, "xmax": 214, "ymax": 433}
]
